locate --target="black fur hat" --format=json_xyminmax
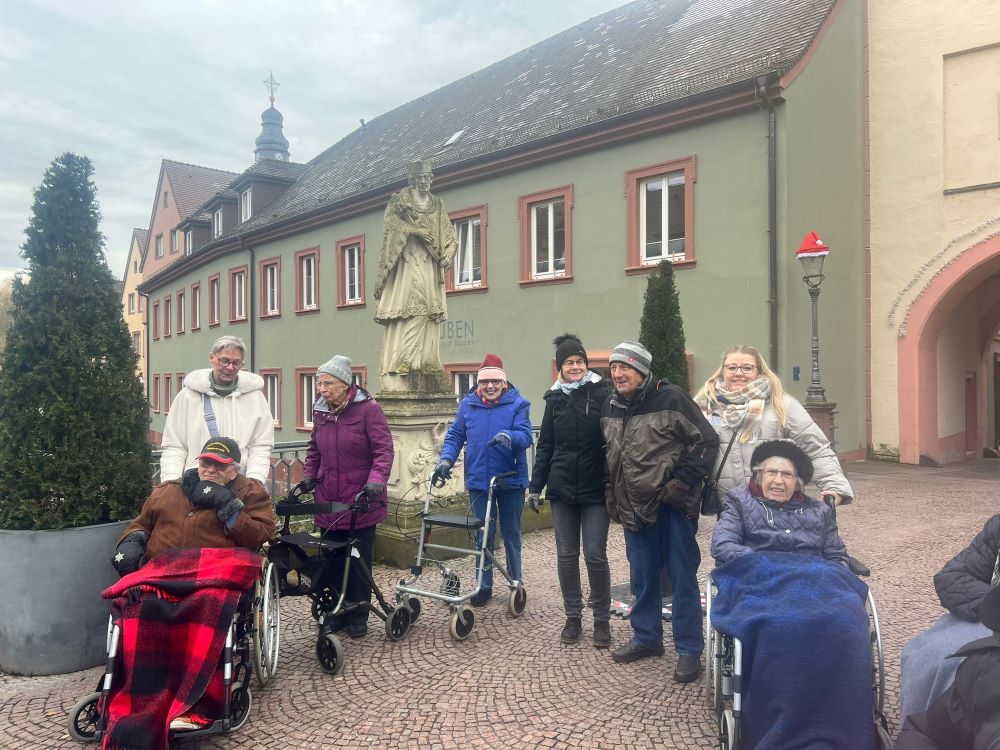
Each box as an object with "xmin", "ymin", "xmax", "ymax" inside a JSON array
[
  {"xmin": 554, "ymin": 333, "xmax": 588, "ymax": 370},
  {"xmin": 750, "ymin": 439, "xmax": 814, "ymax": 485}
]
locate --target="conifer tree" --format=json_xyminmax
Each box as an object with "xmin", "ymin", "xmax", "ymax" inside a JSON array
[
  {"xmin": 0, "ymin": 153, "xmax": 150, "ymax": 529},
  {"xmin": 638, "ymin": 259, "xmax": 689, "ymax": 390}
]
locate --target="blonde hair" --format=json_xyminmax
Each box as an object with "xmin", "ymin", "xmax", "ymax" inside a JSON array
[{"xmin": 697, "ymin": 345, "xmax": 788, "ymax": 440}]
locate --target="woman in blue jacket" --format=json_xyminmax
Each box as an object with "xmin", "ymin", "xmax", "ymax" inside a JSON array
[{"xmin": 432, "ymin": 353, "xmax": 532, "ymax": 606}]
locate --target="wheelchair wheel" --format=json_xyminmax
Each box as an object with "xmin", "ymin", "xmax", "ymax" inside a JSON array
[
  {"xmin": 252, "ymin": 562, "xmax": 281, "ymax": 688},
  {"xmin": 67, "ymin": 692, "xmax": 101, "ymax": 743},
  {"xmin": 384, "ymin": 605, "xmax": 412, "ymax": 641},
  {"xmin": 228, "ymin": 684, "xmax": 252, "ymax": 732},
  {"xmin": 866, "ymin": 591, "xmax": 886, "ymax": 715},
  {"xmin": 507, "ymin": 585, "xmax": 527, "ymax": 618},
  {"xmin": 705, "ymin": 626, "xmax": 722, "ymax": 712},
  {"xmin": 875, "ymin": 719, "xmax": 893, "ymax": 750},
  {"xmin": 449, "ymin": 606, "xmax": 475, "ymax": 641},
  {"xmin": 719, "ymin": 708, "xmax": 739, "ymax": 750},
  {"xmin": 316, "ymin": 632, "xmax": 345, "ymax": 675},
  {"xmin": 406, "ymin": 596, "xmax": 421, "ymax": 624}
]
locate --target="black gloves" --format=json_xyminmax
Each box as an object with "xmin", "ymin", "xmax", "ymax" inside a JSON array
[
  {"xmin": 527, "ymin": 492, "xmax": 543, "ymax": 513},
  {"xmin": 294, "ymin": 476, "xmax": 317, "ymax": 495},
  {"xmin": 193, "ymin": 480, "xmax": 245, "ymax": 523},
  {"xmin": 487, "ymin": 431, "xmax": 513, "ymax": 450},
  {"xmin": 113, "ymin": 531, "xmax": 147, "ymax": 576},
  {"xmin": 362, "ymin": 482, "xmax": 385, "ymax": 498},
  {"xmin": 431, "ymin": 459, "xmax": 454, "ymax": 487}
]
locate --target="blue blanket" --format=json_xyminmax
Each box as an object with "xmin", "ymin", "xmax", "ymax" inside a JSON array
[{"xmin": 710, "ymin": 552, "xmax": 876, "ymax": 750}]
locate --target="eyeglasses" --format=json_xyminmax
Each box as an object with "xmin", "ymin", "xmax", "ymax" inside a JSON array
[
  {"xmin": 723, "ymin": 364, "xmax": 757, "ymax": 375},
  {"xmin": 317, "ymin": 379, "xmax": 343, "ymax": 389},
  {"xmin": 215, "ymin": 357, "xmax": 244, "ymax": 370},
  {"xmin": 762, "ymin": 468, "xmax": 796, "ymax": 480},
  {"xmin": 479, "ymin": 379, "xmax": 503, "ymax": 387}
]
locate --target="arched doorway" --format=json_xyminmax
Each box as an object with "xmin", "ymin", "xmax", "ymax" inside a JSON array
[{"xmin": 897, "ymin": 233, "xmax": 1000, "ymax": 465}]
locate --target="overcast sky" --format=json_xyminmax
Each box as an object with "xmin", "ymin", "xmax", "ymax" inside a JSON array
[{"xmin": 1, "ymin": 0, "xmax": 627, "ymax": 279}]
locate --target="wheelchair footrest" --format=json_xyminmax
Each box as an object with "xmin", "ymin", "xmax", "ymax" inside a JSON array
[
  {"xmin": 422, "ymin": 513, "xmax": 483, "ymax": 530},
  {"xmin": 276, "ymin": 532, "xmax": 348, "ymax": 552}
]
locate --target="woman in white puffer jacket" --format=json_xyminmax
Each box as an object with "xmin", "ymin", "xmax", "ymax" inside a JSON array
[{"xmin": 693, "ymin": 344, "xmax": 854, "ymax": 504}]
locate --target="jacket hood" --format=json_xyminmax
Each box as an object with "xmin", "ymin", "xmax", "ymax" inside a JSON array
[{"xmin": 183, "ymin": 368, "xmax": 265, "ymax": 395}]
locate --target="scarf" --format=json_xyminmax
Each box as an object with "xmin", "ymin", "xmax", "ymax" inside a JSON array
[
  {"xmin": 710, "ymin": 375, "xmax": 771, "ymax": 443},
  {"xmin": 209, "ymin": 373, "xmax": 238, "ymax": 397},
  {"xmin": 552, "ymin": 370, "xmax": 601, "ymax": 394}
]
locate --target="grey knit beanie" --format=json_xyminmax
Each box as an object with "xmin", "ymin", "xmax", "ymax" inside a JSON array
[
  {"xmin": 609, "ymin": 340, "xmax": 652, "ymax": 378},
  {"xmin": 317, "ymin": 354, "xmax": 353, "ymax": 385}
]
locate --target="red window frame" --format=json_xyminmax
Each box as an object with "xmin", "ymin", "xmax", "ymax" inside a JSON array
[
  {"xmin": 518, "ymin": 185, "xmax": 574, "ymax": 287},
  {"xmin": 624, "ymin": 156, "xmax": 697, "ymax": 274},
  {"xmin": 208, "ymin": 273, "xmax": 221, "ymax": 327},
  {"xmin": 190, "ymin": 282, "xmax": 201, "ymax": 330},
  {"xmin": 259, "ymin": 256, "xmax": 281, "ymax": 318},
  {"xmin": 259, "ymin": 368, "xmax": 283, "ymax": 428},
  {"xmin": 447, "ymin": 205, "xmax": 488, "ymax": 295},
  {"xmin": 336, "ymin": 235, "xmax": 366, "ymax": 308},
  {"xmin": 295, "ymin": 247, "xmax": 320, "ymax": 314}
]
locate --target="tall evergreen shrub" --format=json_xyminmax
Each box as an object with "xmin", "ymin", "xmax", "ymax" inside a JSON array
[
  {"xmin": 638, "ymin": 259, "xmax": 689, "ymax": 390},
  {"xmin": 0, "ymin": 153, "xmax": 151, "ymax": 529}
]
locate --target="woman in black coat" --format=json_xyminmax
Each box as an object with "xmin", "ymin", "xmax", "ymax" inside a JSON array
[{"xmin": 528, "ymin": 334, "xmax": 613, "ymax": 648}]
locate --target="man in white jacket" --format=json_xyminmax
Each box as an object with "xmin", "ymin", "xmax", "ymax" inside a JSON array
[{"xmin": 159, "ymin": 335, "xmax": 275, "ymax": 485}]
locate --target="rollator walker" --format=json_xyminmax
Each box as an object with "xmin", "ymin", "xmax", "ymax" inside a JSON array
[{"xmin": 388, "ymin": 471, "xmax": 527, "ymax": 642}]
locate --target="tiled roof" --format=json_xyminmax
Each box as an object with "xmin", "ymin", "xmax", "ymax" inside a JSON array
[
  {"xmin": 238, "ymin": 159, "xmax": 310, "ymax": 183},
  {"xmin": 162, "ymin": 160, "xmax": 241, "ymax": 221},
  {"xmin": 132, "ymin": 228, "xmax": 149, "ymax": 255},
  {"xmin": 218, "ymin": 0, "xmax": 836, "ymax": 240}
]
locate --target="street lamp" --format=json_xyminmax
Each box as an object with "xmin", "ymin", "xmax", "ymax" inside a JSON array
[{"xmin": 796, "ymin": 231, "xmax": 829, "ymax": 403}]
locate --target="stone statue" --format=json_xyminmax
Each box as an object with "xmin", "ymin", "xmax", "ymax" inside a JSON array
[{"xmin": 374, "ymin": 161, "xmax": 458, "ymax": 387}]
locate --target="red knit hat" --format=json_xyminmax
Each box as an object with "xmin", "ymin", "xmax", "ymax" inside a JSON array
[{"xmin": 478, "ymin": 353, "xmax": 507, "ymax": 383}]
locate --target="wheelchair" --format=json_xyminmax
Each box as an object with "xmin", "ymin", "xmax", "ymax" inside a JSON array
[
  {"xmin": 267, "ymin": 488, "xmax": 395, "ymax": 675},
  {"xmin": 67, "ymin": 556, "xmax": 279, "ymax": 743},
  {"xmin": 391, "ymin": 471, "xmax": 527, "ymax": 642}
]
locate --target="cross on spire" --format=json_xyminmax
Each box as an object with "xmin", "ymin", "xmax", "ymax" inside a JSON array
[{"xmin": 263, "ymin": 70, "xmax": 280, "ymax": 103}]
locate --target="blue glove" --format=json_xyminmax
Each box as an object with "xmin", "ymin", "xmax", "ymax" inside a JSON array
[{"xmin": 487, "ymin": 431, "xmax": 512, "ymax": 450}]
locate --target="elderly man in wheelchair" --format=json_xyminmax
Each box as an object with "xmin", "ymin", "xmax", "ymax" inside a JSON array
[
  {"xmin": 67, "ymin": 437, "xmax": 277, "ymax": 748},
  {"xmin": 705, "ymin": 439, "xmax": 889, "ymax": 750}
]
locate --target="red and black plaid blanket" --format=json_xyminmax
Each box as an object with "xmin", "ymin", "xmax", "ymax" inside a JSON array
[{"xmin": 100, "ymin": 547, "xmax": 261, "ymax": 750}]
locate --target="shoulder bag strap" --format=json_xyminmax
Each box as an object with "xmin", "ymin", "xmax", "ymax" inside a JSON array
[
  {"xmin": 713, "ymin": 431, "xmax": 739, "ymax": 482},
  {"xmin": 203, "ymin": 393, "xmax": 220, "ymax": 438}
]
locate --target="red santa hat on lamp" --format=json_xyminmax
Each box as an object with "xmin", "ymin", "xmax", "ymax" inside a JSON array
[
  {"xmin": 477, "ymin": 353, "xmax": 507, "ymax": 383},
  {"xmin": 796, "ymin": 230, "xmax": 829, "ymax": 280}
]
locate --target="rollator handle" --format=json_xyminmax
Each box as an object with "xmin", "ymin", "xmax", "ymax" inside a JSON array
[
  {"xmin": 490, "ymin": 470, "xmax": 518, "ymax": 490},
  {"xmin": 274, "ymin": 501, "xmax": 351, "ymax": 517}
]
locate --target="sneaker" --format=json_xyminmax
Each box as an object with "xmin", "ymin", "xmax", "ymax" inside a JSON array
[
  {"xmin": 169, "ymin": 714, "xmax": 200, "ymax": 731},
  {"xmin": 469, "ymin": 589, "xmax": 492, "ymax": 607},
  {"xmin": 611, "ymin": 640, "xmax": 664, "ymax": 663},
  {"xmin": 593, "ymin": 621, "xmax": 611, "ymax": 649},
  {"xmin": 560, "ymin": 617, "xmax": 582, "ymax": 644},
  {"xmin": 673, "ymin": 653, "xmax": 703, "ymax": 683}
]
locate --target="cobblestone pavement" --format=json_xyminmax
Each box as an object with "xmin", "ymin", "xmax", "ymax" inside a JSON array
[{"xmin": 3, "ymin": 460, "xmax": 998, "ymax": 749}]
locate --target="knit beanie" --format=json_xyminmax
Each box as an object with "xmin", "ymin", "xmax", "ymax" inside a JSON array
[
  {"xmin": 609, "ymin": 341, "xmax": 652, "ymax": 378},
  {"xmin": 554, "ymin": 333, "xmax": 588, "ymax": 370},
  {"xmin": 317, "ymin": 354, "xmax": 353, "ymax": 385},
  {"xmin": 478, "ymin": 353, "xmax": 507, "ymax": 383}
]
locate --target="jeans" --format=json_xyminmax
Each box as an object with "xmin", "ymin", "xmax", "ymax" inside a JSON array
[
  {"xmin": 623, "ymin": 507, "xmax": 703, "ymax": 656},
  {"xmin": 319, "ymin": 524, "xmax": 377, "ymax": 625},
  {"xmin": 470, "ymin": 487, "xmax": 524, "ymax": 592},
  {"xmin": 551, "ymin": 499, "xmax": 611, "ymax": 622}
]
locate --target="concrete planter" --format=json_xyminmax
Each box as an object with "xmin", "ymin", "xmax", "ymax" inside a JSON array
[{"xmin": 0, "ymin": 520, "xmax": 127, "ymax": 675}]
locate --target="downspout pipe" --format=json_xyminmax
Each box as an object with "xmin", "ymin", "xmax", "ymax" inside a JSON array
[
  {"xmin": 239, "ymin": 234, "xmax": 256, "ymax": 372},
  {"xmin": 755, "ymin": 74, "xmax": 780, "ymax": 370}
]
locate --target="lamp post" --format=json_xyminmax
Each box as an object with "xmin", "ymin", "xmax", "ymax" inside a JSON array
[{"xmin": 796, "ymin": 231, "xmax": 829, "ymax": 403}]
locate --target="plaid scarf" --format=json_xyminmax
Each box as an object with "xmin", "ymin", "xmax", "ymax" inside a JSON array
[
  {"xmin": 711, "ymin": 376, "xmax": 771, "ymax": 443},
  {"xmin": 100, "ymin": 548, "xmax": 262, "ymax": 750}
]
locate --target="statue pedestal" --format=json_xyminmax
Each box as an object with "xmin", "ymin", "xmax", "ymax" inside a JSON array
[{"xmin": 374, "ymin": 388, "xmax": 471, "ymax": 567}]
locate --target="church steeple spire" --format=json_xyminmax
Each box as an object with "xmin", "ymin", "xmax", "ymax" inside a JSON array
[{"xmin": 254, "ymin": 70, "xmax": 290, "ymax": 162}]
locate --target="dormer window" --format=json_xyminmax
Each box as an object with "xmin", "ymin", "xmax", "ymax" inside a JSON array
[
  {"xmin": 240, "ymin": 189, "xmax": 253, "ymax": 222},
  {"xmin": 213, "ymin": 208, "xmax": 223, "ymax": 239},
  {"xmin": 185, "ymin": 229, "xmax": 195, "ymax": 255}
]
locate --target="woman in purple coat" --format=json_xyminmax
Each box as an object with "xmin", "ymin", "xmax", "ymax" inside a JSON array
[{"xmin": 298, "ymin": 354, "xmax": 394, "ymax": 638}]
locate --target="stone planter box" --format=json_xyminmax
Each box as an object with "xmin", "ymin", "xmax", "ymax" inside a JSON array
[{"xmin": 0, "ymin": 520, "xmax": 127, "ymax": 675}]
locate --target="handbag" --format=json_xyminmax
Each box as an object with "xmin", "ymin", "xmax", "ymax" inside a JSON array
[{"xmin": 700, "ymin": 430, "xmax": 738, "ymax": 516}]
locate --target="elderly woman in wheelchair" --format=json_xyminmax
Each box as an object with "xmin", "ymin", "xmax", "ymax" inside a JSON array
[
  {"xmin": 68, "ymin": 437, "xmax": 278, "ymax": 748},
  {"xmin": 705, "ymin": 439, "xmax": 889, "ymax": 750}
]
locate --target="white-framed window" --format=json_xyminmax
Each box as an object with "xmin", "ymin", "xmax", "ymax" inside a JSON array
[
  {"xmin": 131, "ymin": 331, "xmax": 141, "ymax": 353},
  {"xmin": 240, "ymin": 188, "xmax": 252, "ymax": 222},
  {"xmin": 453, "ymin": 371, "xmax": 476, "ymax": 395},
  {"xmin": 262, "ymin": 372, "xmax": 280, "ymax": 424},
  {"xmin": 191, "ymin": 283, "xmax": 201, "ymax": 329},
  {"xmin": 530, "ymin": 198, "xmax": 565, "ymax": 279},
  {"xmin": 212, "ymin": 208, "xmax": 223, "ymax": 239},
  {"xmin": 155, "ymin": 234, "xmax": 164, "ymax": 258},
  {"xmin": 170, "ymin": 230, "xmax": 179, "ymax": 253},
  {"xmin": 300, "ymin": 372, "xmax": 316, "ymax": 428},
  {"xmin": 128, "ymin": 293, "xmax": 136, "ymax": 314},
  {"xmin": 185, "ymin": 229, "xmax": 195, "ymax": 256},
  {"xmin": 342, "ymin": 243, "xmax": 362, "ymax": 304},
  {"xmin": 639, "ymin": 172, "xmax": 686, "ymax": 264},
  {"xmin": 264, "ymin": 263, "xmax": 279, "ymax": 315},
  {"xmin": 232, "ymin": 270, "xmax": 246, "ymax": 320},
  {"xmin": 299, "ymin": 253, "xmax": 317, "ymax": 310},
  {"xmin": 176, "ymin": 290, "xmax": 185, "ymax": 333},
  {"xmin": 209, "ymin": 276, "xmax": 221, "ymax": 325},
  {"xmin": 452, "ymin": 216, "xmax": 482, "ymax": 289}
]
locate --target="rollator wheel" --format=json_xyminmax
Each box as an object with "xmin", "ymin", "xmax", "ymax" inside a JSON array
[
  {"xmin": 228, "ymin": 685, "xmax": 252, "ymax": 731},
  {"xmin": 311, "ymin": 591, "xmax": 336, "ymax": 621},
  {"xmin": 406, "ymin": 596, "xmax": 421, "ymax": 623},
  {"xmin": 316, "ymin": 632, "xmax": 345, "ymax": 675},
  {"xmin": 252, "ymin": 562, "xmax": 281, "ymax": 688},
  {"xmin": 705, "ymin": 627, "xmax": 722, "ymax": 711},
  {"xmin": 506, "ymin": 585, "xmax": 527, "ymax": 618},
  {"xmin": 67, "ymin": 692, "xmax": 101, "ymax": 743},
  {"xmin": 719, "ymin": 708, "xmax": 739, "ymax": 750},
  {"xmin": 449, "ymin": 606, "xmax": 475, "ymax": 641},
  {"xmin": 384, "ymin": 605, "xmax": 412, "ymax": 641}
]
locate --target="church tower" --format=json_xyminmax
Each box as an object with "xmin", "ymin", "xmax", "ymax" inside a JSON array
[{"xmin": 254, "ymin": 70, "xmax": 290, "ymax": 162}]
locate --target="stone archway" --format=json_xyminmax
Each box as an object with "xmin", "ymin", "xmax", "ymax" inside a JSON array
[{"xmin": 897, "ymin": 233, "xmax": 1000, "ymax": 465}]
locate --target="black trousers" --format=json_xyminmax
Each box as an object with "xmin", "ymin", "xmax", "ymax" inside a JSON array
[{"xmin": 320, "ymin": 525, "xmax": 377, "ymax": 624}]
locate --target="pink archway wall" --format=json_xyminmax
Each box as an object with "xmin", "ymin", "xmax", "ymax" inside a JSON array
[{"xmin": 897, "ymin": 234, "xmax": 1000, "ymax": 464}]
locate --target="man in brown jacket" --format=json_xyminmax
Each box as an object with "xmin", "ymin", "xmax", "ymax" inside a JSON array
[
  {"xmin": 112, "ymin": 437, "xmax": 275, "ymax": 574},
  {"xmin": 601, "ymin": 341, "xmax": 718, "ymax": 682}
]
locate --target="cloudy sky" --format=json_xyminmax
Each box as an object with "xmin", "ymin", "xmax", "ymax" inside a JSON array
[{"xmin": 1, "ymin": 0, "xmax": 627, "ymax": 279}]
